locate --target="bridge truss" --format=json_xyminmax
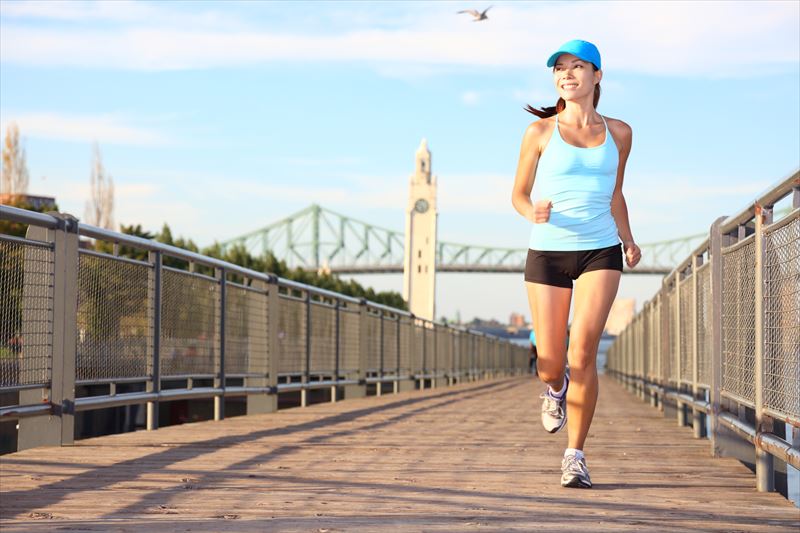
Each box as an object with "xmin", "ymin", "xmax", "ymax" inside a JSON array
[{"xmin": 220, "ymin": 204, "xmax": 714, "ymax": 275}]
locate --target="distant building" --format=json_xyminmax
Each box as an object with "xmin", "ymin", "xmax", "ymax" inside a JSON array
[
  {"xmin": 317, "ymin": 259, "xmax": 331, "ymax": 276},
  {"xmin": 509, "ymin": 312, "xmax": 526, "ymax": 328},
  {"xmin": 0, "ymin": 193, "xmax": 56, "ymax": 211},
  {"xmin": 402, "ymin": 139, "xmax": 437, "ymax": 321},
  {"xmin": 468, "ymin": 317, "xmax": 504, "ymax": 329},
  {"xmin": 605, "ymin": 299, "xmax": 635, "ymax": 335}
]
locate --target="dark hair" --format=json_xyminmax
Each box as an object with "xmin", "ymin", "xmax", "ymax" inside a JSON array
[{"xmin": 524, "ymin": 64, "xmax": 601, "ymax": 118}]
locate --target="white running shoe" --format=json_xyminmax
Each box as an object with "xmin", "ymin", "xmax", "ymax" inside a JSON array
[
  {"xmin": 561, "ymin": 454, "xmax": 592, "ymax": 488},
  {"xmin": 540, "ymin": 375, "xmax": 569, "ymax": 433}
]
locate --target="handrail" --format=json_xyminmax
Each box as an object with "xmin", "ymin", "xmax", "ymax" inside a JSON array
[
  {"xmin": 0, "ymin": 205, "xmax": 531, "ymax": 453},
  {"xmin": 719, "ymin": 169, "xmax": 799, "ymax": 234},
  {"xmin": 606, "ymin": 167, "xmax": 800, "ymax": 494}
]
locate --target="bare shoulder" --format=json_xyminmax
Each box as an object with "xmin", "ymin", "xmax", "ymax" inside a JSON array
[
  {"xmin": 604, "ymin": 117, "xmax": 632, "ymax": 137},
  {"xmin": 604, "ymin": 116, "xmax": 632, "ymax": 150},
  {"xmin": 522, "ymin": 116, "xmax": 557, "ymax": 152}
]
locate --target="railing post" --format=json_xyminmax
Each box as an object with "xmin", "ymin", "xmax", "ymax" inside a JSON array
[
  {"xmin": 333, "ymin": 298, "xmax": 340, "ymax": 402},
  {"xmin": 301, "ymin": 290, "xmax": 311, "ymax": 407},
  {"xmin": 709, "ymin": 216, "xmax": 727, "ymax": 457},
  {"xmin": 247, "ymin": 278, "xmax": 274, "ymax": 414},
  {"xmin": 344, "ymin": 298, "xmax": 368, "ymax": 399},
  {"xmin": 657, "ymin": 290, "xmax": 665, "ymax": 411},
  {"xmin": 675, "ymin": 271, "xmax": 686, "ymax": 427},
  {"xmin": 474, "ymin": 334, "xmax": 479, "ymax": 381},
  {"xmin": 407, "ymin": 314, "xmax": 417, "ymax": 390},
  {"xmin": 754, "ymin": 203, "xmax": 775, "ymax": 492},
  {"xmin": 214, "ymin": 267, "xmax": 226, "ymax": 421},
  {"xmin": 377, "ymin": 310, "xmax": 384, "ymax": 397},
  {"xmin": 649, "ymin": 299, "xmax": 658, "ymax": 407},
  {"xmin": 432, "ymin": 324, "xmax": 439, "ymax": 388},
  {"xmin": 691, "ymin": 253, "xmax": 703, "ymax": 438},
  {"xmin": 421, "ymin": 322, "xmax": 427, "ymax": 389},
  {"xmin": 18, "ymin": 213, "xmax": 78, "ymax": 450},
  {"xmin": 146, "ymin": 250, "xmax": 162, "ymax": 430},
  {"xmin": 267, "ymin": 278, "xmax": 281, "ymax": 406},
  {"xmin": 394, "ymin": 315, "xmax": 400, "ymax": 393},
  {"xmin": 638, "ymin": 313, "xmax": 645, "ymax": 399},
  {"xmin": 442, "ymin": 323, "xmax": 453, "ymax": 387}
]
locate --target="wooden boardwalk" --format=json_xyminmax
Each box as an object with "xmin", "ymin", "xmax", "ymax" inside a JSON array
[{"xmin": 1, "ymin": 375, "xmax": 798, "ymax": 532}]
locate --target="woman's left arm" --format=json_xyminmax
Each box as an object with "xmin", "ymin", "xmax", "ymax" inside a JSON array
[{"xmin": 610, "ymin": 120, "xmax": 641, "ymax": 268}]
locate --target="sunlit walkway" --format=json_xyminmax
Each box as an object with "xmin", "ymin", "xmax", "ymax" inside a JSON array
[{"xmin": 1, "ymin": 375, "xmax": 798, "ymax": 532}]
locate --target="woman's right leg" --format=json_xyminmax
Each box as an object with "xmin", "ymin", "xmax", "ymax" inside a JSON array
[{"xmin": 525, "ymin": 281, "xmax": 572, "ymax": 390}]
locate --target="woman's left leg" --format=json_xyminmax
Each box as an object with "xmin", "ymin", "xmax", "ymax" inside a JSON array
[{"xmin": 566, "ymin": 268, "xmax": 621, "ymax": 450}]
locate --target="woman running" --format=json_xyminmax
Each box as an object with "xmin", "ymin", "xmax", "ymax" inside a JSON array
[{"xmin": 511, "ymin": 39, "xmax": 641, "ymax": 488}]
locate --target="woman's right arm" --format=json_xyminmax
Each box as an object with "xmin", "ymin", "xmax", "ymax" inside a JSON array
[{"xmin": 511, "ymin": 121, "xmax": 552, "ymax": 223}]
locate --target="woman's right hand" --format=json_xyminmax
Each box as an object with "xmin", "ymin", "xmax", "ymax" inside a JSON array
[{"xmin": 530, "ymin": 199, "xmax": 553, "ymax": 223}]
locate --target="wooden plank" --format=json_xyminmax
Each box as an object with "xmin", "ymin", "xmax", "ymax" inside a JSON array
[{"xmin": 1, "ymin": 376, "xmax": 798, "ymax": 532}]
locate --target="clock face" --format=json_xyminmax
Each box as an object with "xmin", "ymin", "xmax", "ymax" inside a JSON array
[{"xmin": 414, "ymin": 198, "xmax": 429, "ymax": 213}]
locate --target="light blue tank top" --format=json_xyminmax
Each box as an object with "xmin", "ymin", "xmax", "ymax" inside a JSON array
[{"xmin": 528, "ymin": 113, "xmax": 621, "ymax": 251}]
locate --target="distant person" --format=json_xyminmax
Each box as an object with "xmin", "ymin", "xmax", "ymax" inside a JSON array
[
  {"xmin": 528, "ymin": 329, "xmax": 538, "ymax": 376},
  {"xmin": 511, "ymin": 39, "xmax": 641, "ymax": 488}
]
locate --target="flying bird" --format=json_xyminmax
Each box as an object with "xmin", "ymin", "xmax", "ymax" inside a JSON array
[{"xmin": 457, "ymin": 6, "xmax": 492, "ymax": 21}]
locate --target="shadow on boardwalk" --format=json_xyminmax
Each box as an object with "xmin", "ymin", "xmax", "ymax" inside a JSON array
[{"xmin": 2, "ymin": 376, "xmax": 798, "ymax": 532}]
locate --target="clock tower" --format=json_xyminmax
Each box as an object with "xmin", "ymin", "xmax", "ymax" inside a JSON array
[{"xmin": 403, "ymin": 138, "xmax": 437, "ymax": 321}]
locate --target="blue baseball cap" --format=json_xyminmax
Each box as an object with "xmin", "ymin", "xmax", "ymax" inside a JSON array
[{"xmin": 546, "ymin": 39, "xmax": 601, "ymax": 70}]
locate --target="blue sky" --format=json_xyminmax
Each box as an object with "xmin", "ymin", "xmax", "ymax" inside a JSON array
[{"xmin": 1, "ymin": 0, "xmax": 799, "ymax": 323}]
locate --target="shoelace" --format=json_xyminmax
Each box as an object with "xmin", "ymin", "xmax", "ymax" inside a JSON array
[
  {"xmin": 562, "ymin": 455, "xmax": 588, "ymax": 476},
  {"xmin": 540, "ymin": 392, "xmax": 563, "ymax": 416}
]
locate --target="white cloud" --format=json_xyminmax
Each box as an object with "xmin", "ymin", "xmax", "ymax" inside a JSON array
[
  {"xmin": 0, "ymin": 0, "xmax": 240, "ymax": 27},
  {"xmin": 0, "ymin": 2, "xmax": 796, "ymax": 77},
  {"xmin": 0, "ymin": 111, "xmax": 171, "ymax": 146},
  {"xmin": 461, "ymin": 91, "xmax": 480, "ymax": 106}
]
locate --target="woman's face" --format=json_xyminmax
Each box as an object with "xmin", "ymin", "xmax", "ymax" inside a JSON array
[{"xmin": 552, "ymin": 53, "xmax": 601, "ymax": 101}]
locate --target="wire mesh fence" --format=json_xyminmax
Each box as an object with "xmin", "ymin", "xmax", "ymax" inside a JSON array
[
  {"xmin": 224, "ymin": 283, "xmax": 269, "ymax": 377},
  {"xmin": 0, "ymin": 237, "xmax": 53, "ymax": 388},
  {"xmin": 604, "ymin": 173, "xmax": 799, "ymax": 490},
  {"xmin": 763, "ymin": 212, "xmax": 800, "ymax": 420},
  {"xmin": 398, "ymin": 316, "xmax": 412, "ymax": 375},
  {"xmin": 364, "ymin": 312, "xmax": 381, "ymax": 373},
  {"xmin": 661, "ymin": 287, "xmax": 675, "ymax": 385},
  {"xmin": 276, "ymin": 295, "xmax": 306, "ymax": 375},
  {"xmin": 309, "ymin": 301, "xmax": 336, "ymax": 374},
  {"xmin": 721, "ymin": 237, "xmax": 757, "ymax": 407},
  {"xmin": 436, "ymin": 327, "xmax": 448, "ymax": 374},
  {"xmin": 1, "ymin": 206, "xmax": 531, "ymax": 444},
  {"xmin": 382, "ymin": 315, "xmax": 399, "ymax": 374},
  {"xmin": 696, "ymin": 263, "xmax": 712, "ymax": 387},
  {"xmin": 678, "ymin": 274, "xmax": 694, "ymax": 385},
  {"xmin": 161, "ymin": 268, "xmax": 219, "ymax": 377},
  {"xmin": 425, "ymin": 325, "xmax": 435, "ymax": 374},
  {"xmin": 339, "ymin": 304, "xmax": 360, "ymax": 374},
  {"xmin": 76, "ymin": 252, "xmax": 151, "ymax": 381}
]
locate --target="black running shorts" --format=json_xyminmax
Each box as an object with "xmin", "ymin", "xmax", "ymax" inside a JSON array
[{"xmin": 524, "ymin": 243, "xmax": 623, "ymax": 289}]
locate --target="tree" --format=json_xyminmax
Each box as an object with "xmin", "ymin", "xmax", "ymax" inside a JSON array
[
  {"xmin": 0, "ymin": 196, "xmax": 60, "ymax": 352},
  {"xmin": 86, "ymin": 218, "xmax": 409, "ymax": 312},
  {"xmin": 84, "ymin": 143, "xmax": 114, "ymax": 230},
  {"xmin": 1, "ymin": 122, "xmax": 30, "ymax": 195},
  {"xmin": 0, "ymin": 196, "xmax": 59, "ymax": 238}
]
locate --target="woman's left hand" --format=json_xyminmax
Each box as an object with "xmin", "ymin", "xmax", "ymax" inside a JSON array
[{"xmin": 623, "ymin": 241, "xmax": 641, "ymax": 268}]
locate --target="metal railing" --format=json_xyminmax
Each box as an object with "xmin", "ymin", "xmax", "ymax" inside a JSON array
[
  {"xmin": 607, "ymin": 170, "xmax": 800, "ymax": 493},
  {"xmin": 0, "ymin": 206, "xmax": 530, "ymax": 451}
]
